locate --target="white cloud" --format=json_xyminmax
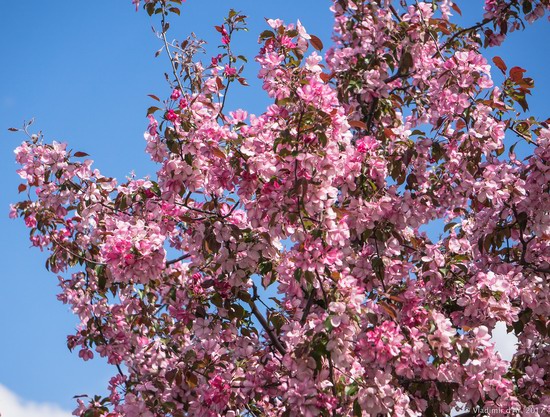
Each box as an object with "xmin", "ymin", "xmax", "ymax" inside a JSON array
[
  {"xmin": 491, "ymin": 321, "xmax": 518, "ymax": 362},
  {"xmin": 0, "ymin": 384, "xmax": 72, "ymax": 417}
]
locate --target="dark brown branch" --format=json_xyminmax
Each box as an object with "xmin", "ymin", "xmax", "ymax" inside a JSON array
[
  {"xmin": 248, "ymin": 299, "xmax": 287, "ymax": 356},
  {"xmin": 314, "ymin": 270, "xmax": 338, "ymax": 401},
  {"xmin": 221, "ymin": 200, "xmax": 240, "ymax": 219},
  {"xmin": 300, "ymin": 290, "xmax": 315, "ymax": 326},
  {"xmin": 389, "ymin": 5, "xmax": 402, "ymax": 22},
  {"xmin": 365, "ymin": 97, "xmax": 379, "ymax": 134},
  {"xmin": 384, "ymin": 71, "xmax": 411, "ymax": 85}
]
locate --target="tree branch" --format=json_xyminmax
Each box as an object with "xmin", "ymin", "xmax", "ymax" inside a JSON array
[
  {"xmin": 433, "ymin": 2, "xmax": 513, "ymax": 58},
  {"xmin": 248, "ymin": 299, "xmax": 287, "ymax": 356},
  {"xmin": 300, "ymin": 289, "xmax": 315, "ymax": 326}
]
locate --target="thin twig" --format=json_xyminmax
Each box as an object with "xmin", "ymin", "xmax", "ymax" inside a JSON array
[
  {"xmin": 166, "ymin": 253, "xmax": 191, "ymax": 266},
  {"xmin": 433, "ymin": 1, "xmax": 513, "ymax": 58},
  {"xmin": 161, "ymin": 6, "xmax": 185, "ymax": 92},
  {"xmin": 389, "ymin": 5, "xmax": 402, "ymax": 22},
  {"xmin": 50, "ymin": 235, "xmax": 105, "ymax": 266}
]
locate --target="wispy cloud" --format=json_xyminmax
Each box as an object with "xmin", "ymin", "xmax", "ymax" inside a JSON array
[{"xmin": 0, "ymin": 384, "xmax": 72, "ymax": 417}]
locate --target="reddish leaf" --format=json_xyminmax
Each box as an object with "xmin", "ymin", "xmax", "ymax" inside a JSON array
[
  {"xmin": 309, "ymin": 35, "xmax": 324, "ymax": 51},
  {"xmin": 510, "ymin": 66, "xmax": 526, "ymax": 83},
  {"xmin": 438, "ymin": 21, "xmax": 451, "ymax": 35},
  {"xmin": 456, "ymin": 119, "xmax": 466, "ymax": 130},
  {"xmin": 18, "ymin": 184, "xmax": 26, "ymax": 193},
  {"xmin": 148, "ymin": 94, "xmax": 161, "ymax": 102},
  {"xmin": 8, "ymin": 127, "xmax": 19, "ymax": 132},
  {"xmin": 212, "ymin": 147, "xmax": 226, "ymax": 159},
  {"xmin": 388, "ymin": 295, "xmax": 405, "ymax": 303},
  {"xmin": 379, "ymin": 302, "xmax": 397, "ymax": 320},
  {"xmin": 492, "ymin": 56, "xmax": 507, "ymax": 74},
  {"xmin": 74, "ymin": 151, "xmax": 89, "ymax": 157},
  {"xmin": 319, "ymin": 72, "xmax": 332, "ymax": 83},
  {"xmin": 384, "ymin": 128, "xmax": 395, "ymax": 138},
  {"xmin": 451, "ymin": 2, "xmax": 462, "ymax": 15},
  {"xmin": 349, "ymin": 120, "xmax": 367, "ymax": 129}
]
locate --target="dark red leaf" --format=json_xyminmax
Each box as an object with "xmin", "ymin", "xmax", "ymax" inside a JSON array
[
  {"xmin": 309, "ymin": 35, "xmax": 324, "ymax": 51},
  {"xmin": 319, "ymin": 72, "xmax": 331, "ymax": 83},
  {"xmin": 348, "ymin": 120, "xmax": 367, "ymax": 129},
  {"xmin": 510, "ymin": 66, "xmax": 526, "ymax": 83},
  {"xmin": 451, "ymin": 3, "xmax": 462, "ymax": 15},
  {"xmin": 492, "ymin": 56, "xmax": 507, "ymax": 74}
]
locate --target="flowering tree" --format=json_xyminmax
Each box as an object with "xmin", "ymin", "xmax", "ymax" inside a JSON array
[{"xmin": 10, "ymin": 0, "xmax": 550, "ymax": 416}]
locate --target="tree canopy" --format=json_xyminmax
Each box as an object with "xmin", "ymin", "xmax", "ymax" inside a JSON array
[{"xmin": 11, "ymin": 1, "xmax": 550, "ymax": 416}]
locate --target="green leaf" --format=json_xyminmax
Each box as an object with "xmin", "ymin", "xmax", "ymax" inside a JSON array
[
  {"xmin": 459, "ymin": 348, "xmax": 470, "ymax": 364},
  {"xmin": 259, "ymin": 261, "xmax": 273, "ymax": 275},
  {"xmin": 345, "ymin": 383, "xmax": 359, "ymax": 397},
  {"xmin": 97, "ymin": 272, "xmax": 107, "ymax": 291},
  {"xmin": 353, "ymin": 399, "xmax": 362, "ymax": 416},
  {"xmin": 259, "ymin": 30, "xmax": 275, "ymax": 40}
]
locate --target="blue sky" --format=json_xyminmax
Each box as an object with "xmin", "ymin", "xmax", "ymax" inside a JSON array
[{"xmin": 0, "ymin": 1, "xmax": 548, "ymax": 414}]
